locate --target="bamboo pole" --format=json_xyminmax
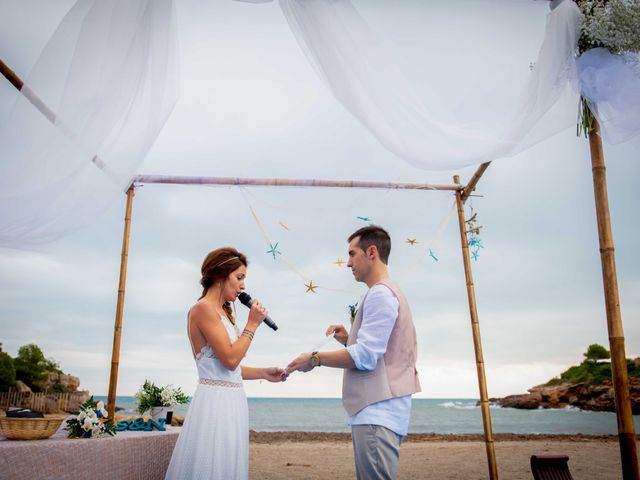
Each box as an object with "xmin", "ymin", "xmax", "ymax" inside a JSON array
[
  {"xmin": 0, "ymin": 58, "xmax": 23, "ymax": 90},
  {"xmin": 134, "ymin": 174, "xmax": 458, "ymax": 191},
  {"xmin": 461, "ymin": 162, "xmax": 492, "ymax": 203},
  {"xmin": 0, "ymin": 57, "xmax": 111, "ymax": 173},
  {"xmin": 588, "ymin": 118, "xmax": 639, "ymax": 480},
  {"xmin": 454, "ymin": 174, "xmax": 499, "ymax": 480},
  {"xmin": 107, "ymin": 186, "xmax": 136, "ymax": 420}
]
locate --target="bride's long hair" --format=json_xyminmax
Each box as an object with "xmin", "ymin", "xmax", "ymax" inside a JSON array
[{"xmin": 200, "ymin": 247, "xmax": 248, "ymax": 324}]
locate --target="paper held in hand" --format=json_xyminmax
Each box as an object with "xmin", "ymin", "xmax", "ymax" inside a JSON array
[{"xmin": 284, "ymin": 334, "xmax": 336, "ymax": 374}]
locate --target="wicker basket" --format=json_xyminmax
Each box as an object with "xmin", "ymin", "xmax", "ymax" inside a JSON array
[{"xmin": 0, "ymin": 415, "xmax": 68, "ymax": 440}]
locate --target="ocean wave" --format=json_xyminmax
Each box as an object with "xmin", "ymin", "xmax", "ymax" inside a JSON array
[{"xmin": 438, "ymin": 401, "xmax": 478, "ymax": 409}]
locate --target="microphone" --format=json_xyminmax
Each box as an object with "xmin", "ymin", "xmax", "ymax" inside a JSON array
[{"xmin": 237, "ymin": 292, "xmax": 278, "ymax": 331}]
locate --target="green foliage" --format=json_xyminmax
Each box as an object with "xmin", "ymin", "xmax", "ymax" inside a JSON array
[
  {"xmin": 135, "ymin": 380, "xmax": 164, "ymax": 414},
  {"xmin": 0, "ymin": 351, "xmax": 16, "ymax": 391},
  {"xmin": 545, "ymin": 343, "xmax": 637, "ymax": 386},
  {"xmin": 8, "ymin": 343, "xmax": 65, "ymax": 392},
  {"xmin": 584, "ymin": 343, "xmax": 611, "ymax": 363},
  {"xmin": 14, "ymin": 344, "xmax": 49, "ymax": 392},
  {"xmin": 134, "ymin": 380, "xmax": 189, "ymax": 415},
  {"xmin": 577, "ymin": 96, "xmax": 596, "ymax": 138}
]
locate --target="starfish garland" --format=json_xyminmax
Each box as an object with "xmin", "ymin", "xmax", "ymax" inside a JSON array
[
  {"xmin": 266, "ymin": 242, "xmax": 282, "ymax": 260},
  {"xmin": 305, "ymin": 281, "xmax": 318, "ymax": 293},
  {"xmin": 465, "ymin": 204, "xmax": 484, "ymax": 261}
]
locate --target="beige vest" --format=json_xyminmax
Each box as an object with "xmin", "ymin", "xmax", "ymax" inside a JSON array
[{"xmin": 342, "ymin": 278, "xmax": 421, "ymax": 416}]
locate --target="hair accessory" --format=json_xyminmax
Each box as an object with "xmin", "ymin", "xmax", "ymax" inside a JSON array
[{"xmin": 214, "ymin": 256, "xmax": 239, "ymax": 269}]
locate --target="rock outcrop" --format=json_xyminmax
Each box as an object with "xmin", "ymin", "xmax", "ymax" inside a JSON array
[
  {"xmin": 14, "ymin": 380, "xmax": 32, "ymax": 393},
  {"xmin": 491, "ymin": 377, "xmax": 640, "ymax": 414},
  {"xmin": 43, "ymin": 372, "xmax": 81, "ymax": 392}
]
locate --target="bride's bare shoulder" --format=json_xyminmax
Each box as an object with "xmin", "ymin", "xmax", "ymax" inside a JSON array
[{"xmin": 189, "ymin": 300, "xmax": 212, "ymax": 321}]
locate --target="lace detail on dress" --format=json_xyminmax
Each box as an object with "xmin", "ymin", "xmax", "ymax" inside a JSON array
[
  {"xmin": 199, "ymin": 378, "xmax": 242, "ymax": 388},
  {"xmin": 195, "ymin": 344, "xmax": 216, "ymax": 361}
]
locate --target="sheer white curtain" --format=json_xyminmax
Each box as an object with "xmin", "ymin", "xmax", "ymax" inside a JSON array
[
  {"xmin": 279, "ymin": 0, "xmax": 639, "ymax": 168},
  {"xmin": 577, "ymin": 48, "xmax": 640, "ymax": 144},
  {"xmin": 0, "ymin": 0, "xmax": 178, "ymax": 248},
  {"xmin": 278, "ymin": 0, "xmax": 583, "ymax": 169},
  {"xmin": 2, "ymin": 0, "xmax": 637, "ymax": 247}
]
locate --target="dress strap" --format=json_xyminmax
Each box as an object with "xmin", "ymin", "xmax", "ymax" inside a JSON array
[{"xmin": 186, "ymin": 307, "xmax": 199, "ymax": 359}]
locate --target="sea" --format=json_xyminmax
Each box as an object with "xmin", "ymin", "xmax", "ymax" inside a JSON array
[{"xmin": 94, "ymin": 396, "xmax": 640, "ymax": 435}]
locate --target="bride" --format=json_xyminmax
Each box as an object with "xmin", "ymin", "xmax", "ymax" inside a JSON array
[{"xmin": 165, "ymin": 247, "xmax": 285, "ymax": 480}]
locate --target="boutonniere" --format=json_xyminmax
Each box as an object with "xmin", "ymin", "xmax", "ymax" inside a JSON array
[{"xmin": 347, "ymin": 302, "xmax": 358, "ymax": 324}]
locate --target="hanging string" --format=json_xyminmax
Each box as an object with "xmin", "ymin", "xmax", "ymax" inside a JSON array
[
  {"xmin": 397, "ymin": 196, "xmax": 458, "ymax": 285},
  {"xmin": 239, "ymin": 186, "xmax": 357, "ymax": 294}
]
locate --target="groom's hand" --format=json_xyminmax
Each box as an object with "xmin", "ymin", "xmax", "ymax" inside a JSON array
[
  {"xmin": 286, "ymin": 353, "xmax": 315, "ymax": 373},
  {"xmin": 326, "ymin": 324, "xmax": 348, "ymax": 346}
]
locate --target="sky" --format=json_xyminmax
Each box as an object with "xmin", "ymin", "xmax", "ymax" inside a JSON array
[{"xmin": 0, "ymin": 0, "xmax": 638, "ymax": 400}]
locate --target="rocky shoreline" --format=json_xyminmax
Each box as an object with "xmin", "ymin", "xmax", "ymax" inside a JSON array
[{"xmin": 490, "ymin": 377, "xmax": 640, "ymax": 414}]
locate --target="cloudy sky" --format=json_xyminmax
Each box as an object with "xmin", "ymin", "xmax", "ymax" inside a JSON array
[{"xmin": 0, "ymin": 0, "xmax": 638, "ymax": 400}]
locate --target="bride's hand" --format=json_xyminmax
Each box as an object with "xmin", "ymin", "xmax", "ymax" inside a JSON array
[
  {"xmin": 262, "ymin": 367, "xmax": 286, "ymax": 382},
  {"xmin": 247, "ymin": 300, "xmax": 268, "ymax": 329}
]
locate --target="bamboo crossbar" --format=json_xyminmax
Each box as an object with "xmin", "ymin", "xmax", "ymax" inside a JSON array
[
  {"xmin": 461, "ymin": 162, "xmax": 491, "ymax": 203},
  {"xmin": 0, "ymin": 57, "xmax": 110, "ymax": 173},
  {"xmin": 0, "ymin": 58, "xmax": 23, "ymax": 91},
  {"xmin": 1, "ymin": 58, "xmax": 55, "ymax": 124},
  {"xmin": 134, "ymin": 174, "xmax": 459, "ymax": 191}
]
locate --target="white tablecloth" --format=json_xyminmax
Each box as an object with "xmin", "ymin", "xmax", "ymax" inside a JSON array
[{"xmin": 0, "ymin": 421, "xmax": 180, "ymax": 480}]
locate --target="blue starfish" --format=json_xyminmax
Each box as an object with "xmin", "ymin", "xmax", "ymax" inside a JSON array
[
  {"xmin": 471, "ymin": 250, "xmax": 479, "ymax": 261},
  {"xmin": 468, "ymin": 237, "xmax": 484, "ymax": 249},
  {"xmin": 266, "ymin": 242, "xmax": 282, "ymax": 260},
  {"xmin": 356, "ymin": 216, "xmax": 371, "ymax": 222},
  {"xmin": 428, "ymin": 249, "xmax": 439, "ymax": 262}
]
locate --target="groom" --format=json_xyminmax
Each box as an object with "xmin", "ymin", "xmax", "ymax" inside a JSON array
[{"xmin": 287, "ymin": 225, "xmax": 421, "ymax": 479}]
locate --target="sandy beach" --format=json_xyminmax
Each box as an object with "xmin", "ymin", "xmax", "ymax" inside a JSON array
[{"xmin": 249, "ymin": 433, "xmax": 638, "ymax": 479}]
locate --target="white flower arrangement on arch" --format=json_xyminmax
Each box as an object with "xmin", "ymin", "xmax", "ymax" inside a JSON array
[{"xmin": 575, "ymin": 0, "xmax": 640, "ymax": 137}]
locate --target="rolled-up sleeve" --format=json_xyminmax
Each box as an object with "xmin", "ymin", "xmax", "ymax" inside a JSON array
[{"xmin": 346, "ymin": 284, "xmax": 399, "ymax": 371}]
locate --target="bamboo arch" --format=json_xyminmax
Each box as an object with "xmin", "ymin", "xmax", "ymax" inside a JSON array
[
  {"xmin": 116, "ymin": 168, "xmax": 498, "ymax": 478},
  {"xmin": 2, "ymin": 55, "xmax": 637, "ymax": 479}
]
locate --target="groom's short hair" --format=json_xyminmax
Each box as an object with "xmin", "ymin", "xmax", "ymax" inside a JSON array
[{"xmin": 348, "ymin": 225, "xmax": 391, "ymax": 265}]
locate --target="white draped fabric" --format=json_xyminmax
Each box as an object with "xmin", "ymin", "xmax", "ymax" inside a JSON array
[
  {"xmin": 577, "ymin": 48, "xmax": 640, "ymax": 144},
  {"xmin": 279, "ymin": 0, "xmax": 639, "ymax": 169},
  {"xmin": 1, "ymin": 0, "xmax": 638, "ymax": 246},
  {"xmin": 0, "ymin": 0, "xmax": 178, "ymax": 247}
]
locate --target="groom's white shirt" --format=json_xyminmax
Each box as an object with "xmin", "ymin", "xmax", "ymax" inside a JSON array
[{"xmin": 345, "ymin": 284, "xmax": 411, "ymax": 437}]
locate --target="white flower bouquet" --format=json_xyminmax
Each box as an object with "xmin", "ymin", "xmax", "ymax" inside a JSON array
[
  {"xmin": 135, "ymin": 380, "xmax": 189, "ymax": 415},
  {"xmin": 65, "ymin": 397, "xmax": 116, "ymax": 438}
]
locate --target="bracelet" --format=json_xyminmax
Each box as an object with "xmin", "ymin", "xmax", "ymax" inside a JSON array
[{"xmin": 241, "ymin": 329, "xmax": 255, "ymax": 340}]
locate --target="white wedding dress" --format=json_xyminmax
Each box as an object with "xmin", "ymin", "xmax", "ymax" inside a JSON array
[{"xmin": 165, "ymin": 313, "xmax": 248, "ymax": 480}]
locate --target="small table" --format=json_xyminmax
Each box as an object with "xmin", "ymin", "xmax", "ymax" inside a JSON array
[{"xmin": 0, "ymin": 420, "xmax": 180, "ymax": 480}]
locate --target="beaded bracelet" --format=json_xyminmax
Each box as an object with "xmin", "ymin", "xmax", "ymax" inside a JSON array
[{"xmin": 241, "ymin": 329, "xmax": 255, "ymax": 340}]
